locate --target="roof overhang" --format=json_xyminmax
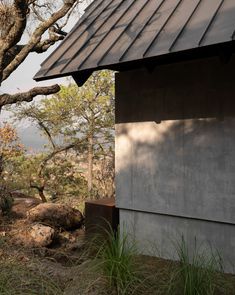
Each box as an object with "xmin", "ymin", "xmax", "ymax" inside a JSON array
[{"xmin": 34, "ymin": 0, "xmax": 235, "ymax": 85}]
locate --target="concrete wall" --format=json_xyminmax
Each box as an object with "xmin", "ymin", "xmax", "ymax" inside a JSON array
[{"xmin": 115, "ymin": 55, "xmax": 235, "ymax": 273}]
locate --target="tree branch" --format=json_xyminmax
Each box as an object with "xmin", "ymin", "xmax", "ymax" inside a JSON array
[
  {"xmin": 0, "ymin": 84, "xmax": 60, "ymax": 110},
  {"xmin": 2, "ymin": 45, "xmax": 24, "ymax": 69},
  {"xmin": 2, "ymin": 0, "xmax": 78, "ymax": 82},
  {"xmin": 32, "ymin": 33, "xmax": 65, "ymax": 53},
  {"xmin": 38, "ymin": 138, "xmax": 84, "ymax": 177},
  {"xmin": 38, "ymin": 121, "xmax": 56, "ymax": 150},
  {"xmin": 0, "ymin": 0, "xmax": 28, "ymax": 81},
  {"xmin": 0, "ymin": 0, "xmax": 28, "ymax": 49}
]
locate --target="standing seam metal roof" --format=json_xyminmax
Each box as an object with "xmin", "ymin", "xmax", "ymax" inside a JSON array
[{"xmin": 34, "ymin": 0, "xmax": 235, "ymax": 83}]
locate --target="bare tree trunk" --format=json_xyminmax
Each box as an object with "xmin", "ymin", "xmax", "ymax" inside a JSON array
[
  {"xmin": 87, "ymin": 134, "xmax": 93, "ymax": 197},
  {"xmin": 30, "ymin": 181, "xmax": 47, "ymax": 203},
  {"xmin": 0, "ymin": 155, "xmax": 3, "ymax": 177},
  {"xmin": 38, "ymin": 187, "xmax": 47, "ymax": 203}
]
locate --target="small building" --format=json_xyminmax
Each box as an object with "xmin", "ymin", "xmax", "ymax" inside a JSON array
[{"xmin": 35, "ymin": 0, "xmax": 235, "ymax": 272}]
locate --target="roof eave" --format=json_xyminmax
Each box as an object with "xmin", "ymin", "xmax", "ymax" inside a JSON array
[{"xmin": 34, "ymin": 41, "xmax": 235, "ymax": 85}]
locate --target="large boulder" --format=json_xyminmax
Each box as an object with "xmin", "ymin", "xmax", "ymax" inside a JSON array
[
  {"xmin": 12, "ymin": 195, "xmax": 41, "ymax": 218},
  {"xmin": 12, "ymin": 223, "xmax": 55, "ymax": 248},
  {"xmin": 27, "ymin": 203, "xmax": 84, "ymax": 230}
]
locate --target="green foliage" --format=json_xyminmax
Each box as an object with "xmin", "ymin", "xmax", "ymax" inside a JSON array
[
  {"xmin": 95, "ymin": 226, "xmax": 140, "ymax": 294},
  {"xmin": 14, "ymin": 70, "xmax": 115, "ymax": 200},
  {"xmin": 0, "ymin": 123, "xmax": 25, "ymax": 188},
  {"xmin": 17, "ymin": 70, "xmax": 115, "ymax": 148},
  {"xmin": 167, "ymin": 237, "xmax": 223, "ymax": 295},
  {"xmin": 89, "ymin": 233, "xmax": 234, "ymax": 295}
]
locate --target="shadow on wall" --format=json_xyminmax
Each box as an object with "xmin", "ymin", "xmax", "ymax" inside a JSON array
[{"xmin": 115, "ymin": 56, "xmax": 235, "ymax": 272}]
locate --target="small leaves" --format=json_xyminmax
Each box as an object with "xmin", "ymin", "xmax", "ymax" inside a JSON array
[{"xmin": 0, "ymin": 122, "xmax": 25, "ymax": 162}]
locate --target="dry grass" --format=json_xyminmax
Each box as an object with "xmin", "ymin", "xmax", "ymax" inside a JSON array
[
  {"xmin": 0, "ymin": 219, "xmax": 235, "ymax": 295},
  {"xmin": 0, "ymin": 239, "xmax": 64, "ymax": 295},
  {"xmin": 63, "ymin": 232, "xmax": 235, "ymax": 295}
]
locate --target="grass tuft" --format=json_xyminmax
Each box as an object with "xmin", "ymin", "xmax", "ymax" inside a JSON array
[
  {"xmin": 95, "ymin": 225, "xmax": 140, "ymax": 294},
  {"xmin": 167, "ymin": 237, "xmax": 223, "ymax": 295}
]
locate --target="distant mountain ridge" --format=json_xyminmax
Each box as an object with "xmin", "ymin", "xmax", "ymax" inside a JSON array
[
  {"xmin": 17, "ymin": 124, "xmax": 47, "ymax": 152},
  {"xmin": 1, "ymin": 110, "xmax": 47, "ymax": 152}
]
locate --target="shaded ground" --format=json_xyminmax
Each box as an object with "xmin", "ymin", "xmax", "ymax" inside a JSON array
[{"xmin": 0, "ymin": 197, "xmax": 235, "ymax": 295}]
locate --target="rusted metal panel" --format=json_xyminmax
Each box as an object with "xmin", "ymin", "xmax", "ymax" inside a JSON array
[
  {"xmin": 34, "ymin": 0, "xmax": 235, "ymax": 84},
  {"xmin": 85, "ymin": 197, "xmax": 119, "ymax": 235}
]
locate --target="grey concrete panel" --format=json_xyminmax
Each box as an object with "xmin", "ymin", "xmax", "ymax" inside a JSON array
[
  {"xmin": 116, "ymin": 119, "xmax": 235, "ymax": 224},
  {"xmin": 120, "ymin": 209, "xmax": 235, "ymax": 273},
  {"xmin": 115, "ymin": 56, "xmax": 235, "ymax": 224}
]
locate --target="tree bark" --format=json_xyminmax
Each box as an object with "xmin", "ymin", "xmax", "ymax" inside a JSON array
[
  {"xmin": 0, "ymin": 155, "xmax": 3, "ymax": 177},
  {"xmin": 0, "ymin": 85, "xmax": 60, "ymax": 111},
  {"xmin": 38, "ymin": 187, "xmax": 47, "ymax": 203},
  {"xmin": 1, "ymin": 0, "xmax": 78, "ymax": 83},
  {"xmin": 30, "ymin": 182, "xmax": 47, "ymax": 203},
  {"xmin": 87, "ymin": 134, "xmax": 93, "ymax": 197}
]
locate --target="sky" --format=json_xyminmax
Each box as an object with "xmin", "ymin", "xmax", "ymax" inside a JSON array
[{"xmin": 0, "ymin": 1, "xmax": 89, "ymax": 151}]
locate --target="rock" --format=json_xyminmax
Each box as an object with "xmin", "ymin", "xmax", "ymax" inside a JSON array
[
  {"xmin": 12, "ymin": 223, "xmax": 55, "ymax": 248},
  {"xmin": 27, "ymin": 203, "xmax": 84, "ymax": 230},
  {"xmin": 12, "ymin": 196, "xmax": 41, "ymax": 218},
  {"xmin": 56, "ymin": 228, "xmax": 85, "ymax": 250}
]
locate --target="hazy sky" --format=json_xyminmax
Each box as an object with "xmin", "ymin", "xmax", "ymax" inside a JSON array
[
  {"xmin": 1, "ymin": 48, "xmax": 64, "ymax": 94},
  {"xmin": 1, "ymin": 38, "xmax": 67, "ymax": 152}
]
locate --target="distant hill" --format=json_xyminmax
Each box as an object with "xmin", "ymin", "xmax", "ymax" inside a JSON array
[
  {"xmin": 17, "ymin": 124, "xmax": 47, "ymax": 152},
  {"xmin": 1, "ymin": 110, "xmax": 47, "ymax": 152}
]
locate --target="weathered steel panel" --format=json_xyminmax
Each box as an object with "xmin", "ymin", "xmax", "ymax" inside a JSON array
[
  {"xmin": 72, "ymin": 0, "xmax": 136, "ymax": 72},
  {"xmin": 85, "ymin": 198, "xmax": 119, "ymax": 234}
]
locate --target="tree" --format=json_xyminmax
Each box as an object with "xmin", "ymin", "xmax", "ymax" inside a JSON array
[
  {"xmin": 52, "ymin": 71, "xmax": 115, "ymax": 196},
  {"xmin": 16, "ymin": 70, "xmax": 115, "ymax": 198},
  {"xmin": 0, "ymin": 0, "xmax": 90, "ymax": 112},
  {"xmin": 13, "ymin": 91, "xmax": 87, "ymax": 202}
]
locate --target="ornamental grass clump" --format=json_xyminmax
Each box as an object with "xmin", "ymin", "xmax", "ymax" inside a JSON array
[
  {"xmin": 96, "ymin": 226, "xmax": 140, "ymax": 294},
  {"xmin": 167, "ymin": 237, "xmax": 223, "ymax": 295}
]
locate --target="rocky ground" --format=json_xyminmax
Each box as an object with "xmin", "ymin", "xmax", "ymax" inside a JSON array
[
  {"xmin": 1, "ymin": 196, "xmax": 235, "ymax": 295},
  {"xmin": 0, "ymin": 196, "xmax": 90, "ymax": 294}
]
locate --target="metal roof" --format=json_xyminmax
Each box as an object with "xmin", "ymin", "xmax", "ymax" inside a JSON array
[{"xmin": 34, "ymin": 0, "xmax": 235, "ymax": 84}]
